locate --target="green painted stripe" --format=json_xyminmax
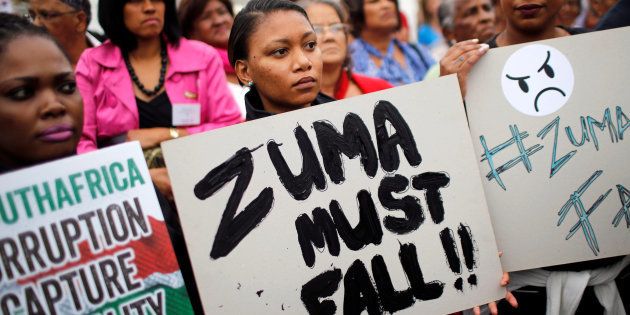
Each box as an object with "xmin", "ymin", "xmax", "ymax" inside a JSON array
[{"xmin": 91, "ymin": 284, "xmax": 194, "ymax": 315}]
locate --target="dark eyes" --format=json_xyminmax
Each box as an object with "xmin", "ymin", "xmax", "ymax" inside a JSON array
[
  {"xmin": 506, "ymin": 74, "xmax": 531, "ymax": 93},
  {"xmin": 58, "ymin": 81, "xmax": 77, "ymax": 94},
  {"xmin": 305, "ymin": 41, "xmax": 317, "ymax": 50},
  {"xmin": 517, "ymin": 79, "xmax": 529, "ymax": 93},
  {"xmin": 271, "ymin": 41, "xmax": 317, "ymax": 57},
  {"xmin": 507, "ymin": 51, "xmax": 555, "ymax": 93},
  {"xmin": 271, "ymin": 48, "xmax": 288, "ymax": 57},
  {"xmin": 541, "ymin": 63, "xmax": 555, "ymax": 78},
  {"xmin": 3, "ymin": 80, "xmax": 76, "ymax": 101},
  {"xmin": 537, "ymin": 50, "xmax": 555, "ymax": 78},
  {"xmin": 6, "ymin": 87, "xmax": 34, "ymax": 101}
]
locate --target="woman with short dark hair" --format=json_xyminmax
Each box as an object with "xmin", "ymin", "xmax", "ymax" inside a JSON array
[
  {"xmin": 344, "ymin": 0, "xmax": 435, "ymax": 86},
  {"xmin": 76, "ymin": 0, "xmax": 242, "ymax": 196},
  {"xmin": 228, "ymin": 0, "xmax": 334, "ymax": 120}
]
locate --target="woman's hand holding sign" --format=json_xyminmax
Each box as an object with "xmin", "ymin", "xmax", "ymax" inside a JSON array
[
  {"xmin": 440, "ymin": 39, "xmax": 490, "ymax": 98},
  {"xmin": 473, "ymin": 251, "xmax": 519, "ymax": 315}
]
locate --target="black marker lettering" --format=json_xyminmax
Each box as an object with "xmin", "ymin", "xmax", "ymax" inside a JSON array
[
  {"xmin": 313, "ymin": 113, "xmax": 378, "ymax": 184},
  {"xmin": 373, "ymin": 101, "xmax": 422, "ymax": 173},
  {"xmin": 295, "ymin": 207, "xmax": 340, "ymax": 267},
  {"xmin": 371, "ymin": 255, "xmax": 414, "ymax": 313},
  {"xmin": 268, "ymin": 126, "xmax": 326, "ymax": 200},
  {"xmin": 399, "ymin": 243, "xmax": 444, "ymax": 301},
  {"xmin": 378, "ymin": 175, "xmax": 424, "ymax": 234},
  {"xmin": 412, "ymin": 172, "xmax": 450, "ymax": 224},
  {"xmin": 330, "ymin": 190, "xmax": 382, "ymax": 251},
  {"xmin": 194, "ymin": 147, "xmax": 274, "ymax": 259},
  {"xmin": 301, "ymin": 268, "xmax": 342, "ymax": 315},
  {"xmin": 343, "ymin": 260, "xmax": 381, "ymax": 315}
]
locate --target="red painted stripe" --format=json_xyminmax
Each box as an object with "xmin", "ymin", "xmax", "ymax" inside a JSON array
[{"xmin": 18, "ymin": 216, "xmax": 180, "ymax": 285}]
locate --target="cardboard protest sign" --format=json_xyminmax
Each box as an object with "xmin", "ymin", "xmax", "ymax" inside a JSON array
[
  {"xmin": 0, "ymin": 142, "xmax": 194, "ymax": 314},
  {"xmin": 466, "ymin": 27, "xmax": 630, "ymax": 272},
  {"xmin": 163, "ymin": 75, "xmax": 504, "ymax": 314}
]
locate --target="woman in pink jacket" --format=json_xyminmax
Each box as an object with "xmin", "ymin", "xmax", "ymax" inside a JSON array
[{"xmin": 76, "ymin": 0, "xmax": 242, "ymax": 198}]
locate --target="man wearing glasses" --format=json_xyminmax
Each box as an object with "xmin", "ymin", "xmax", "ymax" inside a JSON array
[{"xmin": 28, "ymin": 0, "xmax": 102, "ymax": 67}]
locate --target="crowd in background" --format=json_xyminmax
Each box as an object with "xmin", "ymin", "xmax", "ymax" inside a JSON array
[{"xmin": 0, "ymin": 0, "xmax": 629, "ymax": 313}]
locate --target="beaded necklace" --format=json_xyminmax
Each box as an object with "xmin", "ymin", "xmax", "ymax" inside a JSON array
[{"xmin": 124, "ymin": 40, "xmax": 167, "ymax": 97}]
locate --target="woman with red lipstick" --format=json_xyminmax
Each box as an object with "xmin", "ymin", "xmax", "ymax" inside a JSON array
[
  {"xmin": 0, "ymin": 13, "xmax": 82, "ymax": 172},
  {"xmin": 76, "ymin": 0, "xmax": 241, "ymax": 198},
  {"xmin": 229, "ymin": 0, "xmax": 334, "ymax": 120},
  {"xmin": 298, "ymin": 0, "xmax": 393, "ymax": 100}
]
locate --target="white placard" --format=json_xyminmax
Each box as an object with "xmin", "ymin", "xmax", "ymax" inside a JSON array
[
  {"xmin": 0, "ymin": 142, "xmax": 194, "ymax": 314},
  {"xmin": 466, "ymin": 27, "xmax": 630, "ymax": 272},
  {"xmin": 163, "ymin": 75, "xmax": 505, "ymax": 314}
]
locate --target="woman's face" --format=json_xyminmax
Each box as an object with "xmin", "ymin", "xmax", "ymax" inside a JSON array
[
  {"xmin": 306, "ymin": 3, "xmax": 347, "ymax": 68},
  {"xmin": 500, "ymin": 0, "xmax": 563, "ymax": 33},
  {"xmin": 124, "ymin": 0, "xmax": 165, "ymax": 39},
  {"xmin": 191, "ymin": 0, "xmax": 233, "ymax": 48},
  {"xmin": 236, "ymin": 10, "xmax": 322, "ymax": 113},
  {"xmin": 363, "ymin": 0, "xmax": 399, "ymax": 33},
  {"xmin": 0, "ymin": 36, "xmax": 82, "ymax": 169},
  {"xmin": 452, "ymin": 0, "xmax": 496, "ymax": 43},
  {"xmin": 557, "ymin": 0, "xmax": 580, "ymax": 26}
]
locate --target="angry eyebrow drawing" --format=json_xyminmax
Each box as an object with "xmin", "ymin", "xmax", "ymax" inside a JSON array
[{"xmin": 501, "ymin": 45, "xmax": 574, "ymax": 117}]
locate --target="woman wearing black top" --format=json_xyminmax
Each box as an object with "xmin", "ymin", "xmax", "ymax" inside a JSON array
[
  {"xmin": 228, "ymin": 0, "xmax": 335, "ymax": 121},
  {"xmin": 438, "ymin": 0, "xmax": 629, "ymax": 310}
]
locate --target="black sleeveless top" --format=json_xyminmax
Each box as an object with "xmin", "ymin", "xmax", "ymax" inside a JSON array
[{"xmin": 136, "ymin": 92, "xmax": 173, "ymax": 128}]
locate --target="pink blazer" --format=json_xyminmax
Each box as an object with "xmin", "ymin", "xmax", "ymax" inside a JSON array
[{"xmin": 75, "ymin": 38, "xmax": 242, "ymax": 153}]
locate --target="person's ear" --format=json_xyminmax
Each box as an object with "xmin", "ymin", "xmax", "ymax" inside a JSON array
[
  {"xmin": 75, "ymin": 11, "xmax": 88, "ymax": 33},
  {"xmin": 235, "ymin": 60, "xmax": 253, "ymax": 87}
]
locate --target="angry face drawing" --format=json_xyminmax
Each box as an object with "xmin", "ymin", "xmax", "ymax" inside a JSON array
[{"xmin": 501, "ymin": 44, "xmax": 574, "ymax": 116}]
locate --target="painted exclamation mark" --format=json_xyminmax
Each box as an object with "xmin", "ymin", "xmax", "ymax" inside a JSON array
[
  {"xmin": 458, "ymin": 223, "xmax": 478, "ymax": 287},
  {"xmin": 439, "ymin": 223, "xmax": 479, "ymax": 291},
  {"xmin": 439, "ymin": 227, "xmax": 463, "ymax": 291}
]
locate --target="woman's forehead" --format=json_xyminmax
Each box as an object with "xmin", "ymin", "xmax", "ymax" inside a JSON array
[
  {"xmin": 249, "ymin": 10, "xmax": 313, "ymax": 44},
  {"xmin": 0, "ymin": 36, "xmax": 71, "ymax": 78}
]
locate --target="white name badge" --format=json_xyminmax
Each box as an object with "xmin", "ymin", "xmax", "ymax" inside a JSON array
[{"xmin": 172, "ymin": 103, "xmax": 201, "ymax": 126}]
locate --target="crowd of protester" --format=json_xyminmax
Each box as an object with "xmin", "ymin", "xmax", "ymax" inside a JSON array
[{"xmin": 0, "ymin": 0, "xmax": 628, "ymax": 313}]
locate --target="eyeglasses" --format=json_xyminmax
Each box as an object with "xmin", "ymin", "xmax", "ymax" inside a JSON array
[
  {"xmin": 26, "ymin": 9, "xmax": 78, "ymax": 22},
  {"xmin": 313, "ymin": 23, "xmax": 347, "ymax": 36}
]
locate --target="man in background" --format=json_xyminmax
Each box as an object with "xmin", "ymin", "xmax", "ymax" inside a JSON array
[{"xmin": 29, "ymin": 0, "xmax": 102, "ymax": 67}]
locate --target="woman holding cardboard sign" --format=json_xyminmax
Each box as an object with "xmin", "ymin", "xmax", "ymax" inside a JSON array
[
  {"xmin": 227, "ymin": 1, "xmax": 516, "ymax": 313},
  {"xmin": 0, "ymin": 14, "xmax": 205, "ymax": 314},
  {"xmin": 441, "ymin": 0, "xmax": 630, "ymax": 312},
  {"xmin": 76, "ymin": 0, "xmax": 242, "ymax": 198}
]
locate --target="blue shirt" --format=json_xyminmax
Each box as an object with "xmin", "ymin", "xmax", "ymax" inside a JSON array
[{"xmin": 350, "ymin": 38, "xmax": 435, "ymax": 86}]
